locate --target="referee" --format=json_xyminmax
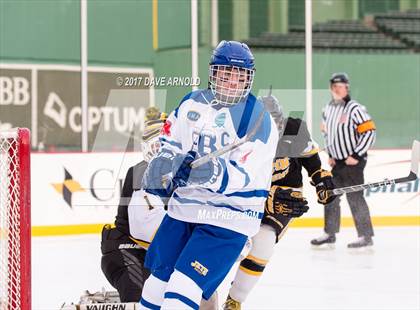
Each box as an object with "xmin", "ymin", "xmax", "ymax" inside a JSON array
[{"xmin": 311, "ymin": 73, "xmax": 377, "ymax": 249}]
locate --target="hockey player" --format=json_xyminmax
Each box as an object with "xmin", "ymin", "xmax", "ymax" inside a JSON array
[
  {"xmin": 100, "ymin": 107, "xmax": 221, "ymax": 309},
  {"xmin": 139, "ymin": 41, "xmax": 279, "ymax": 310},
  {"xmin": 223, "ymin": 94, "xmax": 336, "ymax": 309},
  {"xmin": 100, "ymin": 107, "xmax": 166, "ymax": 302}
]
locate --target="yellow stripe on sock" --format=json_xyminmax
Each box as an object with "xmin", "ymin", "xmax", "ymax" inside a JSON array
[
  {"xmin": 245, "ymin": 254, "xmax": 268, "ymax": 265},
  {"xmin": 239, "ymin": 265, "xmax": 262, "ymax": 276}
]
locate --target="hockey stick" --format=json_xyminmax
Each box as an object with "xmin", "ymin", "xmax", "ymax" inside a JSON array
[
  {"xmin": 190, "ymin": 107, "xmax": 266, "ymax": 168},
  {"xmin": 328, "ymin": 140, "xmax": 419, "ymax": 196}
]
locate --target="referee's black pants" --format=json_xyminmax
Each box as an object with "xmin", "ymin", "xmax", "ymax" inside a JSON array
[{"xmin": 324, "ymin": 159, "xmax": 374, "ymax": 238}]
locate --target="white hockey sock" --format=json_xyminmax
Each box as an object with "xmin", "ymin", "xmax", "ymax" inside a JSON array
[
  {"xmin": 138, "ymin": 274, "xmax": 167, "ymax": 309},
  {"xmin": 229, "ymin": 224, "xmax": 276, "ymax": 303},
  {"xmin": 161, "ymin": 270, "xmax": 203, "ymax": 310}
]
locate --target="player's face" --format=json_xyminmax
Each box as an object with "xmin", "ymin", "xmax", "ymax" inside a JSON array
[
  {"xmin": 216, "ymin": 67, "xmax": 248, "ymax": 94},
  {"xmin": 330, "ymin": 83, "xmax": 349, "ymax": 100},
  {"xmin": 209, "ymin": 65, "xmax": 254, "ymax": 105}
]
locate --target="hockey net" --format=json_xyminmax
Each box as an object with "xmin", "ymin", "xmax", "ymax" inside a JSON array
[{"xmin": 0, "ymin": 128, "xmax": 31, "ymax": 310}]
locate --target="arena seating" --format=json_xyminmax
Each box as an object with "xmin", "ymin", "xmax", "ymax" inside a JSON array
[
  {"xmin": 245, "ymin": 9, "xmax": 420, "ymax": 52},
  {"xmin": 374, "ymin": 9, "xmax": 420, "ymax": 49}
]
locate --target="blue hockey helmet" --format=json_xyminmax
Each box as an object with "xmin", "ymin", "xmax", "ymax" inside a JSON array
[
  {"xmin": 209, "ymin": 41, "xmax": 255, "ymax": 105},
  {"xmin": 210, "ymin": 40, "xmax": 255, "ymax": 69}
]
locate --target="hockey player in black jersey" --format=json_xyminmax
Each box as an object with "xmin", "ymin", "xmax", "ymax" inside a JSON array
[{"xmin": 223, "ymin": 94, "xmax": 336, "ymax": 310}]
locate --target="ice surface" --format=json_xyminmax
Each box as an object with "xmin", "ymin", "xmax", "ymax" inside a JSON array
[{"xmin": 33, "ymin": 227, "xmax": 420, "ymax": 310}]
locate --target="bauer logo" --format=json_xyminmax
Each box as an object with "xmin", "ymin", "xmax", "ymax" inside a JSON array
[
  {"xmin": 118, "ymin": 243, "xmax": 141, "ymax": 250},
  {"xmin": 187, "ymin": 110, "xmax": 200, "ymax": 121},
  {"xmin": 191, "ymin": 260, "xmax": 208, "ymax": 276},
  {"xmin": 229, "ymin": 58, "xmax": 244, "ymax": 64}
]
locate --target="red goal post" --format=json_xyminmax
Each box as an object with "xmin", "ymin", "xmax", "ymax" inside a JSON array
[{"xmin": 0, "ymin": 128, "xmax": 31, "ymax": 310}]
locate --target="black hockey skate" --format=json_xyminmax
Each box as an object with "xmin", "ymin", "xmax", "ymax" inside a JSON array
[
  {"xmin": 347, "ymin": 236, "xmax": 373, "ymax": 249},
  {"xmin": 311, "ymin": 233, "xmax": 336, "ymax": 248}
]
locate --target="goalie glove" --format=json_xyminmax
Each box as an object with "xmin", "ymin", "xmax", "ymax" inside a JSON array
[
  {"xmin": 266, "ymin": 186, "xmax": 309, "ymax": 218},
  {"xmin": 310, "ymin": 169, "xmax": 336, "ymax": 204}
]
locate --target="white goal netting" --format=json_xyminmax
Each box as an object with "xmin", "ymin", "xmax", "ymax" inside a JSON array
[{"xmin": 0, "ymin": 129, "xmax": 31, "ymax": 310}]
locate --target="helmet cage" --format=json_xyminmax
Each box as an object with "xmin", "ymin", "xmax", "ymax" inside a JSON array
[
  {"xmin": 209, "ymin": 65, "xmax": 255, "ymax": 105},
  {"xmin": 141, "ymin": 136, "xmax": 161, "ymax": 162}
]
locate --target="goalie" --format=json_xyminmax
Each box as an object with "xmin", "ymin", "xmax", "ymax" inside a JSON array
[
  {"xmin": 223, "ymin": 94, "xmax": 336, "ymax": 309},
  {"xmin": 100, "ymin": 107, "xmax": 167, "ymax": 302}
]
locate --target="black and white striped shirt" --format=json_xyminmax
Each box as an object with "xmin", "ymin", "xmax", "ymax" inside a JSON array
[{"xmin": 322, "ymin": 96, "xmax": 376, "ymax": 160}]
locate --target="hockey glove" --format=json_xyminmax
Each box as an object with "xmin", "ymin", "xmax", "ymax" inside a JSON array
[
  {"xmin": 171, "ymin": 151, "xmax": 197, "ymax": 188},
  {"xmin": 188, "ymin": 157, "xmax": 221, "ymax": 185},
  {"xmin": 310, "ymin": 169, "xmax": 336, "ymax": 204},
  {"xmin": 141, "ymin": 150, "xmax": 174, "ymax": 197},
  {"xmin": 266, "ymin": 186, "xmax": 309, "ymax": 218}
]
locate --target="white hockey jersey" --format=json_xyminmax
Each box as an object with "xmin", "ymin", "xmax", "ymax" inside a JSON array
[
  {"xmin": 128, "ymin": 189, "xmax": 166, "ymax": 249},
  {"xmin": 150, "ymin": 89, "xmax": 278, "ymax": 237}
]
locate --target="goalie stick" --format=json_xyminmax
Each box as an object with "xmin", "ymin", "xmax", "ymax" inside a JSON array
[
  {"xmin": 190, "ymin": 106, "xmax": 266, "ymax": 168},
  {"xmin": 327, "ymin": 140, "xmax": 419, "ymax": 196}
]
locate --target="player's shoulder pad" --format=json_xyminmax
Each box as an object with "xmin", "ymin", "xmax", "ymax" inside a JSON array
[
  {"xmin": 244, "ymin": 94, "xmax": 273, "ymax": 143},
  {"xmin": 174, "ymin": 89, "xmax": 210, "ymax": 118}
]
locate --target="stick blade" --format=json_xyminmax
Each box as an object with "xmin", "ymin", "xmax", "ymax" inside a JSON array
[{"xmin": 410, "ymin": 140, "xmax": 420, "ymax": 176}]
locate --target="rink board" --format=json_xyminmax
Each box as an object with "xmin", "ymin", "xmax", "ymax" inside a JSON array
[{"xmin": 31, "ymin": 149, "xmax": 419, "ymax": 236}]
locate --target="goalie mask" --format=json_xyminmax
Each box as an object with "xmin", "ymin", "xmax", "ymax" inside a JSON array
[
  {"xmin": 209, "ymin": 40, "xmax": 255, "ymax": 106},
  {"xmin": 141, "ymin": 107, "xmax": 167, "ymax": 162}
]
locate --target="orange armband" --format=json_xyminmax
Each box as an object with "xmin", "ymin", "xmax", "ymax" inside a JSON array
[{"xmin": 357, "ymin": 120, "xmax": 376, "ymax": 134}]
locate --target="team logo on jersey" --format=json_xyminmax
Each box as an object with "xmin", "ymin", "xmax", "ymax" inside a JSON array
[
  {"xmin": 187, "ymin": 110, "xmax": 201, "ymax": 121},
  {"xmin": 51, "ymin": 168, "xmax": 85, "ymax": 208},
  {"xmin": 214, "ymin": 113, "xmax": 226, "ymax": 128},
  {"xmin": 191, "ymin": 260, "xmax": 208, "ymax": 276},
  {"xmin": 161, "ymin": 120, "xmax": 172, "ymax": 136}
]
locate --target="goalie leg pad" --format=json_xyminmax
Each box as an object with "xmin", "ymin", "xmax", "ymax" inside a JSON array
[{"xmin": 101, "ymin": 246, "xmax": 150, "ymax": 302}]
